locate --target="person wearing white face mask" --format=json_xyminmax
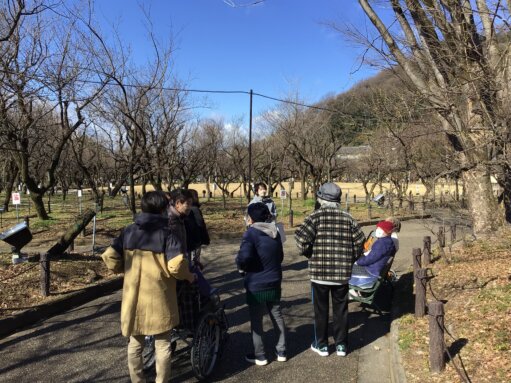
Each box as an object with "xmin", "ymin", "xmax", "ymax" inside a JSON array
[{"xmin": 349, "ymin": 220, "xmax": 397, "ymax": 289}]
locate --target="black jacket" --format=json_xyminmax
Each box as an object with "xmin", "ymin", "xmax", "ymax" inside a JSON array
[{"xmin": 184, "ymin": 206, "xmax": 210, "ymax": 251}]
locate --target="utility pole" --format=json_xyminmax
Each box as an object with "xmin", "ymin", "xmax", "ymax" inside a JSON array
[{"xmin": 248, "ymin": 89, "xmax": 253, "ymax": 201}]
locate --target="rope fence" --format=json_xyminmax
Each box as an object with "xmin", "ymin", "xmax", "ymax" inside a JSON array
[{"xmin": 411, "ymin": 227, "xmax": 473, "ymax": 382}]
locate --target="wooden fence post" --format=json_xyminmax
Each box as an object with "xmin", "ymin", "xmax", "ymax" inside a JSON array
[
  {"xmin": 450, "ymin": 224, "xmax": 457, "ymax": 243},
  {"xmin": 420, "ymin": 196, "xmax": 426, "ymax": 214},
  {"xmin": 428, "ymin": 301, "xmax": 446, "ymax": 373},
  {"xmin": 423, "ymin": 236, "xmax": 431, "ymax": 266},
  {"xmin": 415, "ymin": 268, "xmax": 428, "ymax": 317},
  {"xmin": 40, "ymin": 253, "xmax": 50, "ymax": 297},
  {"xmin": 412, "ymin": 247, "xmax": 422, "ymax": 272},
  {"xmin": 438, "ymin": 226, "xmax": 445, "ymax": 248}
]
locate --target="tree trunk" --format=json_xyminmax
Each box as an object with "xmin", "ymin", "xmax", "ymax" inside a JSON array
[
  {"xmin": 206, "ymin": 178, "xmax": 211, "ymax": 202},
  {"xmin": 31, "ymin": 193, "xmax": 49, "ymax": 220},
  {"xmin": 2, "ymin": 175, "xmax": 16, "ymax": 212},
  {"xmin": 463, "ymin": 165, "xmax": 500, "ymax": 235},
  {"xmin": 300, "ymin": 179, "xmax": 306, "ymax": 201},
  {"xmin": 47, "ymin": 208, "xmax": 96, "ymax": 257},
  {"xmin": 129, "ymin": 174, "xmax": 136, "ymax": 215},
  {"xmin": 496, "ymin": 165, "xmax": 511, "ymax": 225}
]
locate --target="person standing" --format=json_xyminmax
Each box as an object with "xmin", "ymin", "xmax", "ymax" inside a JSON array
[
  {"xmin": 294, "ymin": 182, "xmax": 365, "ymax": 357},
  {"xmin": 184, "ymin": 189, "xmax": 210, "ymax": 268},
  {"xmin": 101, "ymin": 191, "xmax": 196, "ymax": 383},
  {"xmin": 249, "ymin": 182, "xmax": 277, "ymax": 222},
  {"xmin": 236, "ymin": 202, "xmax": 287, "ymax": 365}
]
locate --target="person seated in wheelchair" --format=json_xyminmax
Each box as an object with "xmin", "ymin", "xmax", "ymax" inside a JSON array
[
  {"xmin": 350, "ymin": 220, "xmax": 396, "ymax": 292},
  {"xmin": 363, "ymin": 216, "xmax": 400, "ymax": 254}
]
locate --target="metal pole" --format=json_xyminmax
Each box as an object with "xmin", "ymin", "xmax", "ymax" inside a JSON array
[
  {"xmin": 16, "ymin": 204, "xmax": 19, "ymax": 222},
  {"xmin": 248, "ymin": 89, "xmax": 253, "ymax": 201},
  {"xmin": 92, "ymin": 215, "xmax": 96, "ymax": 255}
]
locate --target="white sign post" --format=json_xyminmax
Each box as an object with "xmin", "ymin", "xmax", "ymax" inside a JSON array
[
  {"xmin": 77, "ymin": 190, "xmax": 83, "ymax": 214},
  {"xmin": 12, "ymin": 192, "xmax": 21, "ymax": 222}
]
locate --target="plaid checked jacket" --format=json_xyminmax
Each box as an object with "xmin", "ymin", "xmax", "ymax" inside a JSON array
[{"xmin": 294, "ymin": 207, "xmax": 365, "ymax": 284}]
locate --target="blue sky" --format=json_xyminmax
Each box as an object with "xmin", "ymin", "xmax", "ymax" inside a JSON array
[{"xmin": 95, "ymin": 0, "xmax": 383, "ymax": 124}]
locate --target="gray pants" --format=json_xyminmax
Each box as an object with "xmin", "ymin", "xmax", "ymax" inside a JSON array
[{"xmin": 248, "ymin": 301, "xmax": 287, "ymax": 357}]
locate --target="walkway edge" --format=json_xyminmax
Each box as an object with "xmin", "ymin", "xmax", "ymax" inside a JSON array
[
  {"xmin": 0, "ymin": 276, "xmax": 123, "ymax": 338},
  {"xmin": 389, "ymin": 315, "xmax": 407, "ymax": 383}
]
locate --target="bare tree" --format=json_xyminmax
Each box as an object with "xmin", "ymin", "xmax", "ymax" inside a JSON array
[
  {"xmin": 351, "ymin": 1, "xmax": 511, "ymax": 234},
  {"xmin": 266, "ymin": 97, "xmax": 350, "ymax": 197},
  {"xmin": 0, "ymin": 0, "xmax": 51, "ymax": 42},
  {"xmin": 0, "ymin": 3, "xmax": 112, "ymax": 219}
]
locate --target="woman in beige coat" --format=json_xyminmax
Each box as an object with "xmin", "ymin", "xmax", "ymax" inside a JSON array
[{"xmin": 102, "ymin": 191, "xmax": 195, "ymax": 383}]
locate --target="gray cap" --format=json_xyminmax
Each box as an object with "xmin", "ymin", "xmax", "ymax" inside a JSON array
[{"xmin": 316, "ymin": 182, "xmax": 341, "ymax": 202}]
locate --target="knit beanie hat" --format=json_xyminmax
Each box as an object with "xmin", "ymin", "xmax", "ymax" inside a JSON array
[
  {"xmin": 376, "ymin": 220, "xmax": 394, "ymax": 234},
  {"xmin": 247, "ymin": 202, "xmax": 271, "ymax": 223}
]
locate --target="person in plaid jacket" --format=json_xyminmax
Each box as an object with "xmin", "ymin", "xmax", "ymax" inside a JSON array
[{"xmin": 294, "ymin": 182, "xmax": 365, "ymax": 357}]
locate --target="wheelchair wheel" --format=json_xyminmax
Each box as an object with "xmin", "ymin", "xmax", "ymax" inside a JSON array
[
  {"xmin": 142, "ymin": 336, "xmax": 155, "ymax": 371},
  {"xmin": 190, "ymin": 312, "xmax": 222, "ymax": 380}
]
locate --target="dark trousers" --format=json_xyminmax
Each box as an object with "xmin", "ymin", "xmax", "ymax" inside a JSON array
[{"xmin": 311, "ymin": 282, "xmax": 349, "ymax": 348}]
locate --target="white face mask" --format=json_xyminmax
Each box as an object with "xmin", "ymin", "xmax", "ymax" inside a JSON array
[{"xmin": 375, "ymin": 227, "xmax": 386, "ymax": 238}]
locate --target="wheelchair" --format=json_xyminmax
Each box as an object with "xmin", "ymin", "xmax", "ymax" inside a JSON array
[{"xmin": 142, "ymin": 283, "xmax": 229, "ymax": 381}]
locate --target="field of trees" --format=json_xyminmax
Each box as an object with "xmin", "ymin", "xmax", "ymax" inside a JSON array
[{"xmin": 0, "ymin": 0, "xmax": 509, "ymax": 238}]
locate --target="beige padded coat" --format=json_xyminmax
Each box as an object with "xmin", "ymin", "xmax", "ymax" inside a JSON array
[{"xmin": 101, "ymin": 213, "xmax": 194, "ymax": 337}]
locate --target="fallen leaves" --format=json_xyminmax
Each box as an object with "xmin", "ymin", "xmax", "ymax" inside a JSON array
[{"xmin": 399, "ymin": 227, "xmax": 511, "ymax": 383}]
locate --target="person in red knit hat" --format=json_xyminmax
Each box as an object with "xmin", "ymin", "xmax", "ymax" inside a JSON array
[{"xmin": 349, "ymin": 220, "xmax": 397, "ymax": 290}]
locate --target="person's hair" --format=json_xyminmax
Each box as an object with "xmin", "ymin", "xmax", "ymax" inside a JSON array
[
  {"xmin": 188, "ymin": 189, "xmax": 200, "ymax": 207},
  {"xmin": 141, "ymin": 191, "xmax": 168, "ymax": 214},
  {"xmin": 254, "ymin": 182, "xmax": 267, "ymax": 193},
  {"xmin": 169, "ymin": 188, "xmax": 193, "ymax": 206},
  {"xmin": 317, "ymin": 197, "xmax": 340, "ymax": 208},
  {"xmin": 385, "ymin": 216, "xmax": 401, "ymax": 233}
]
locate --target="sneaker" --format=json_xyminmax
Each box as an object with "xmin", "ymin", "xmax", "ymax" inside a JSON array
[
  {"xmin": 311, "ymin": 342, "xmax": 329, "ymax": 357},
  {"xmin": 245, "ymin": 353, "xmax": 268, "ymax": 366},
  {"xmin": 276, "ymin": 351, "xmax": 287, "ymax": 362},
  {"xmin": 336, "ymin": 344, "xmax": 347, "ymax": 356}
]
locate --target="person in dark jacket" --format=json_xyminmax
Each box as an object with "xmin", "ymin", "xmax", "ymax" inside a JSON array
[
  {"xmin": 236, "ymin": 202, "xmax": 287, "ymax": 366},
  {"xmin": 166, "ymin": 189, "xmax": 193, "ymax": 258},
  {"xmin": 349, "ymin": 220, "xmax": 396, "ymax": 289},
  {"xmin": 184, "ymin": 189, "xmax": 210, "ymax": 268}
]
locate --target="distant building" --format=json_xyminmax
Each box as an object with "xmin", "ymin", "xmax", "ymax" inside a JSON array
[{"xmin": 336, "ymin": 145, "xmax": 371, "ymax": 160}]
